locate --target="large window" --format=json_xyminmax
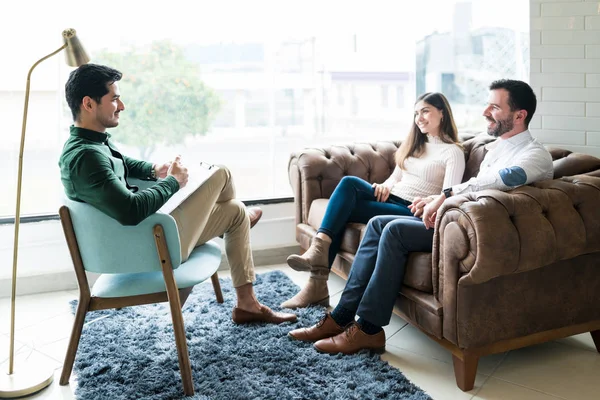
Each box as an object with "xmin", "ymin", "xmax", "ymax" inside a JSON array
[{"xmin": 1, "ymin": 0, "xmax": 529, "ymax": 217}]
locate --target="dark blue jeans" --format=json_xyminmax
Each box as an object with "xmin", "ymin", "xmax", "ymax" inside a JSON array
[
  {"xmin": 318, "ymin": 176, "xmax": 413, "ymax": 268},
  {"xmin": 337, "ymin": 215, "xmax": 435, "ymax": 327}
]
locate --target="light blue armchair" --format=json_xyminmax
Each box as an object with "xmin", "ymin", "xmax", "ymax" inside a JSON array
[{"xmin": 58, "ymin": 189, "xmax": 223, "ymax": 397}]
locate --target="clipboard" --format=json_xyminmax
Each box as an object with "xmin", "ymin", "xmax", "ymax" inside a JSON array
[{"xmin": 158, "ymin": 162, "xmax": 218, "ymax": 214}]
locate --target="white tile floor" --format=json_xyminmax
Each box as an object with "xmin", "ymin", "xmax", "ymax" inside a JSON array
[{"xmin": 1, "ymin": 264, "xmax": 599, "ymax": 400}]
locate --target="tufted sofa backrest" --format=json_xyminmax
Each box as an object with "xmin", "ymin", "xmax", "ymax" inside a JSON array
[
  {"xmin": 288, "ymin": 134, "xmax": 600, "ymax": 225},
  {"xmin": 461, "ymin": 135, "xmax": 495, "ymax": 180}
]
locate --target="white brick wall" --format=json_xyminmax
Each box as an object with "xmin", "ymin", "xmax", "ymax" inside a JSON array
[{"xmin": 531, "ymin": 0, "xmax": 600, "ymax": 157}]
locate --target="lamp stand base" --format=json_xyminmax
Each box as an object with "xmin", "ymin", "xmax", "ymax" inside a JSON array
[{"xmin": 0, "ymin": 367, "xmax": 54, "ymax": 398}]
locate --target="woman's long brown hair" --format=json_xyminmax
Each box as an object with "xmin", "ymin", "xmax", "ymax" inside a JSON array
[{"xmin": 395, "ymin": 92, "xmax": 460, "ymax": 169}]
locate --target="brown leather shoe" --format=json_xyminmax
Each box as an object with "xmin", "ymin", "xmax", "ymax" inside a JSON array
[
  {"xmin": 313, "ymin": 323, "xmax": 386, "ymax": 355},
  {"xmin": 232, "ymin": 305, "xmax": 297, "ymax": 324},
  {"xmin": 288, "ymin": 313, "xmax": 345, "ymax": 342},
  {"xmin": 248, "ymin": 207, "xmax": 262, "ymax": 229}
]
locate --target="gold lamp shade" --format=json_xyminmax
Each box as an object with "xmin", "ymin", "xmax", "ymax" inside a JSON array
[{"xmin": 62, "ymin": 28, "xmax": 90, "ymax": 67}]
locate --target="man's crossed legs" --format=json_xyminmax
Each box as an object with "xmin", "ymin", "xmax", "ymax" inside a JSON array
[
  {"xmin": 170, "ymin": 166, "xmax": 296, "ymax": 324},
  {"xmin": 289, "ymin": 215, "xmax": 434, "ymax": 353}
]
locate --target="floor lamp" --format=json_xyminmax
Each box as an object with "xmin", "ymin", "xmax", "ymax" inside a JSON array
[{"xmin": 0, "ymin": 28, "xmax": 89, "ymax": 398}]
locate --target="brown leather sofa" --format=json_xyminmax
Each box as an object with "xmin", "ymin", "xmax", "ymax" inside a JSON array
[{"xmin": 288, "ymin": 134, "xmax": 600, "ymax": 391}]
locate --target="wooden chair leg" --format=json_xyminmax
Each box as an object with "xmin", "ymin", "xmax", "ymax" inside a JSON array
[
  {"xmin": 60, "ymin": 295, "xmax": 90, "ymax": 385},
  {"xmin": 168, "ymin": 302, "xmax": 194, "ymax": 396},
  {"xmin": 452, "ymin": 352, "xmax": 479, "ymax": 392},
  {"xmin": 155, "ymin": 225, "xmax": 194, "ymax": 396},
  {"xmin": 179, "ymin": 287, "xmax": 193, "ymax": 307},
  {"xmin": 211, "ymin": 272, "xmax": 224, "ymax": 303},
  {"xmin": 591, "ymin": 330, "xmax": 600, "ymax": 353}
]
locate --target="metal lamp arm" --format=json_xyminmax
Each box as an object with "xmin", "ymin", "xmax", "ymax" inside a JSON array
[{"xmin": 8, "ymin": 42, "xmax": 68, "ymax": 374}]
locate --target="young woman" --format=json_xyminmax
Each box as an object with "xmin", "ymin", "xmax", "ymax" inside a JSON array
[{"xmin": 282, "ymin": 92, "xmax": 466, "ymax": 309}]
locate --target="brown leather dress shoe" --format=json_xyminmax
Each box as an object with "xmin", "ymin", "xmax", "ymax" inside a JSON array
[
  {"xmin": 248, "ymin": 207, "xmax": 262, "ymax": 229},
  {"xmin": 288, "ymin": 313, "xmax": 345, "ymax": 342},
  {"xmin": 232, "ymin": 305, "xmax": 297, "ymax": 324},
  {"xmin": 313, "ymin": 323, "xmax": 386, "ymax": 355}
]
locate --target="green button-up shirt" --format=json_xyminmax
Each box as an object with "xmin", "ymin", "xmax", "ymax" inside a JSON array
[{"xmin": 59, "ymin": 126, "xmax": 179, "ymax": 225}]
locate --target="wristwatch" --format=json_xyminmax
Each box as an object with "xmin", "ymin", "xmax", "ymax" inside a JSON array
[
  {"xmin": 443, "ymin": 187, "xmax": 453, "ymax": 198},
  {"xmin": 150, "ymin": 164, "xmax": 157, "ymax": 180}
]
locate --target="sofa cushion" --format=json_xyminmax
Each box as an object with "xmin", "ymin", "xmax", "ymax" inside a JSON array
[
  {"xmin": 307, "ymin": 199, "xmax": 330, "ymax": 236},
  {"xmin": 307, "ymin": 198, "xmax": 434, "ymax": 293},
  {"xmin": 405, "ymin": 253, "xmax": 434, "ymax": 292}
]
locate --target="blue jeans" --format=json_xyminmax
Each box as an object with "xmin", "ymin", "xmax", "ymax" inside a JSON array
[
  {"xmin": 318, "ymin": 176, "xmax": 413, "ymax": 268},
  {"xmin": 337, "ymin": 215, "xmax": 435, "ymax": 327}
]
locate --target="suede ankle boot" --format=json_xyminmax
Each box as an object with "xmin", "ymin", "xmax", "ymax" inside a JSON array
[
  {"xmin": 286, "ymin": 236, "xmax": 330, "ymax": 272},
  {"xmin": 280, "ymin": 268, "xmax": 330, "ymax": 309}
]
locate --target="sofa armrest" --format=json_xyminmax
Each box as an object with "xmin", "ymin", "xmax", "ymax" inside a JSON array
[
  {"xmin": 433, "ymin": 174, "xmax": 600, "ymax": 347},
  {"xmin": 288, "ymin": 141, "xmax": 400, "ymax": 225},
  {"xmin": 432, "ymin": 174, "xmax": 600, "ymax": 301}
]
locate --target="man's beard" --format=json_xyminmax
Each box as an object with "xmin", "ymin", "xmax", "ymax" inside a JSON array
[
  {"xmin": 486, "ymin": 115, "xmax": 514, "ymax": 137},
  {"xmin": 98, "ymin": 113, "xmax": 119, "ymax": 129}
]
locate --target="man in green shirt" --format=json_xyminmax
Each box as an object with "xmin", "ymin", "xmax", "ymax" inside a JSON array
[{"xmin": 59, "ymin": 63, "xmax": 296, "ymax": 324}]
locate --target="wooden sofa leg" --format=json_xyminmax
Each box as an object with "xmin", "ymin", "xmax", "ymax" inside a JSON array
[
  {"xmin": 211, "ymin": 272, "xmax": 224, "ymax": 303},
  {"xmin": 591, "ymin": 330, "xmax": 600, "ymax": 353},
  {"xmin": 452, "ymin": 352, "xmax": 478, "ymax": 392}
]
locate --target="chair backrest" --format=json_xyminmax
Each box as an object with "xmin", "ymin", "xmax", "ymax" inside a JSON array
[{"xmin": 62, "ymin": 198, "xmax": 182, "ymax": 274}]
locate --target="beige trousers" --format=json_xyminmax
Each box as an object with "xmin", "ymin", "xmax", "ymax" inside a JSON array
[{"xmin": 169, "ymin": 166, "xmax": 255, "ymax": 288}]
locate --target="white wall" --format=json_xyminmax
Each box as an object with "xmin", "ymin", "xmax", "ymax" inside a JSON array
[{"xmin": 530, "ymin": 0, "xmax": 600, "ymax": 157}]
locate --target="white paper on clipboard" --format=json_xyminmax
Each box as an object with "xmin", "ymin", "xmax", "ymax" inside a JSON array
[{"xmin": 159, "ymin": 162, "xmax": 218, "ymax": 214}]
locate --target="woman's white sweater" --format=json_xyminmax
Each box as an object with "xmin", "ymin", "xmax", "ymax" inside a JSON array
[{"xmin": 382, "ymin": 136, "xmax": 465, "ymax": 202}]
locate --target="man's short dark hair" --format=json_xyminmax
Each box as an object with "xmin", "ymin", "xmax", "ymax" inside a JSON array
[
  {"xmin": 65, "ymin": 64, "xmax": 122, "ymax": 121},
  {"xmin": 489, "ymin": 79, "xmax": 537, "ymax": 126}
]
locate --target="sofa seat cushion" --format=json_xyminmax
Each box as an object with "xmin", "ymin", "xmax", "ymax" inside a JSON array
[
  {"xmin": 405, "ymin": 253, "xmax": 434, "ymax": 293},
  {"xmin": 307, "ymin": 199, "xmax": 434, "ymax": 293}
]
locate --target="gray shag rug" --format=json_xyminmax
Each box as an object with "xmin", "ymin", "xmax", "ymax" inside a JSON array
[{"xmin": 70, "ymin": 270, "xmax": 431, "ymax": 400}]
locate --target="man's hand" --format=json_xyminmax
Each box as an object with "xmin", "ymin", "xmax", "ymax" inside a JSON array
[
  {"xmin": 408, "ymin": 196, "xmax": 434, "ymax": 218},
  {"xmin": 153, "ymin": 161, "xmax": 172, "ymax": 179},
  {"xmin": 167, "ymin": 155, "xmax": 189, "ymax": 188},
  {"xmin": 422, "ymin": 193, "xmax": 445, "ymax": 230},
  {"xmin": 372, "ymin": 183, "xmax": 391, "ymax": 202}
]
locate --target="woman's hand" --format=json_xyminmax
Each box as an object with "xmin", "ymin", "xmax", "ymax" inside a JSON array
[
  {"xmin": 408, "ymin": 196, "xmax": 434, "ymax": 218},
  {"xmin": 372, "ymin": 183, "xmax": 391, "ymax": 202},
  {"xmin": 422, "ymin": 194, "xmax": 446, "ymax": 230}
]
